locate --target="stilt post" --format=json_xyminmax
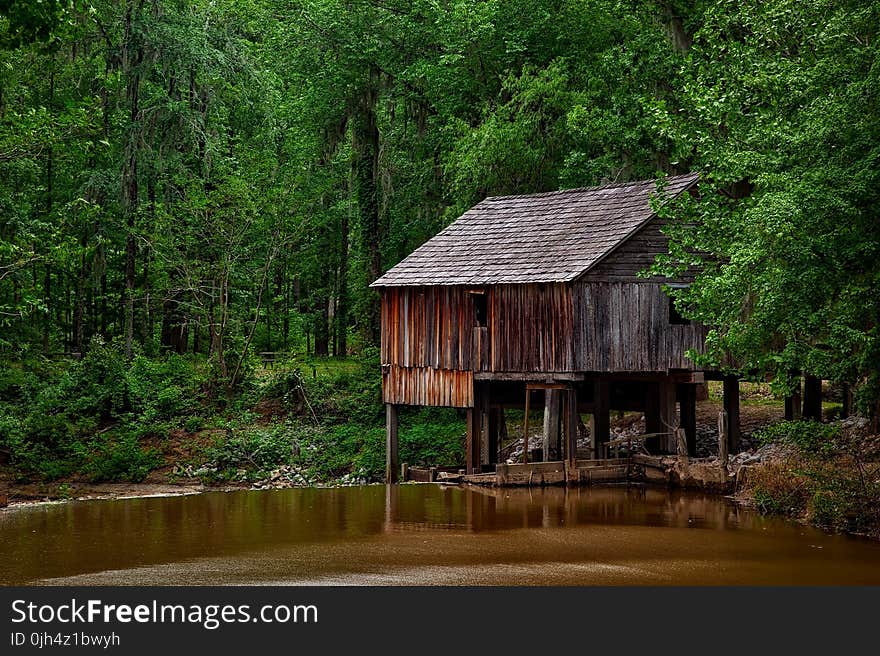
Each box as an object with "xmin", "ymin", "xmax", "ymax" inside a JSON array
[
  {"xmin": 466, "ymin": 384, "xmax": 483, "ymax": 475},
  {"xmin": 802, "ymin": 373, "xmax": 823, "ymax": 421},
  {"xmin": 722, "ymin": 375, "xmax": 741, "ymax": 453},
  {"xmin": 679, "ymin": 383, "xmax": 697, "ymax": 456},
  {"xmin": 564, "ymin": 387, "xmax": 578, "ymax": 466},
  {"xmin": 385, "ymin": 403, "xmax": 399, "ymax": 484},
  {"xmin": 658, "ymin": 378, "xmax": 676, "ymax": 453},
  {"xmin": 590, "ymin": 379, "xmax": 610, "ymax": 459},
  {"xmin": 718, "ymin": 409, "xmax": 729, "ymax": 470},
  {"xmin": 543, "ymin": 389, "xmax": 560, "ymax": 461},
  {"xmin": 487, "ymin": 407, "xmax": 500, "ymax": 465},
  {"xmin": 522, "ymin": 388, "xmax": 530, "ymax": 464}
]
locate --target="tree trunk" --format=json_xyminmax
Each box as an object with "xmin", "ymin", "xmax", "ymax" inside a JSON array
[
  {"xmin": 314, "ymin": 296, "xmax": 330, "ymax": 356},
  {"xmin": 352, "ymin": 70, "xmax": 381, "ymax": 345},
  {"xmin": 335, "ymin": 204, "xmax": 349, "ymax": 356},
  {"xmin": 121, "ymin": 1, "xmax": 142, "ymax": 360}
]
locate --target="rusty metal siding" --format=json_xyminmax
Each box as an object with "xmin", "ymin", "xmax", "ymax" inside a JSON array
[
  {"xmin": 572, "ymin": 280, "xmax": 707, "ymax": 371},
  {"xmin": 382, "ymin": 365, "xmax": 474, "ymax": 407}
]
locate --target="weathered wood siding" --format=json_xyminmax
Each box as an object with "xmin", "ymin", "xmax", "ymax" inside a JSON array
[
  {"xmin": 380, "ymin": 272, "xmax": 706, "ymax": 407},
  {"xmin": 579, "ymin": 216, "xmax": 697, "ymax": 283},
  {"xmin": 381, "ymin": 286, "xmax": 474, "ymax": 369},
  {"xmin": 382, "ymin": 365, "xmax": 473, "ymax": 407},
  {"xmin": 380, "ymin": 286, "xmax": 475, "ymax": 406},
  {"xmin": 571, "ymin": 280, "xmax": 707, "ymax": 371},
  {"xmin": 490, "ymin": 283, "xmax": 574, "ymax": 372},
  {"xmin": 381, "ymin": 283, "xmax": 575, "ymax": 374}
]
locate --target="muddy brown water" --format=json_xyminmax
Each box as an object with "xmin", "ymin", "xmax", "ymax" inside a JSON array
[{"xmin": 2, "ymin": 485, "xmax": 879, "ymax": 585}]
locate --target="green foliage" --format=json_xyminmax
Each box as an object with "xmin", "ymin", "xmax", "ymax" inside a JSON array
[
  {"xmin": 301, "ymin": 350, "xmax": 383, "ymax": 425},
  {"xmin": 749, "ymin": 420, "xmax": 880, "ymax": 535},
  {"xmin": 80, "ymin": 432, "xmax": 162, "ymax": 483},
  {"xmin": 1, "ymin": 0, "xmax": 879, "ymax": 485},
  {"xmin": 201, "ymin": 425, "xmax": 299, "ymax": 481},
  {"xmin": 755, "ymin": 420, "xmax": 841, "ymax": 456},
  {"xmin": 400, "ymin": 408, "xmax": 465, "ymax": 469}
]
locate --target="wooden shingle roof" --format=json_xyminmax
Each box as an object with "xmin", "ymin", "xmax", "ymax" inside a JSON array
[{"xmin": 371, "ymin": 172, "xmax": 699, "ymax": 287}]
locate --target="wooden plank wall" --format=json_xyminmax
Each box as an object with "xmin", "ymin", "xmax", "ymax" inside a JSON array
[
  {"xmin": 380, "ymin": 286, "xmax": 474, "ymax": 369},
  {"xmin": 580, "ymin": 216, "xmax": 699, "ymax": 284},
  {"xmin": 490, "ymin": 283, "xmax": 574, "ymax": 372},
  {"xmin": 381, "ymin": 283, "xmax": 576, "ymax": 374},
  {"xmin": 382, "ymin": 365, "xmax": 474, "ymax": 407},
  {"xmin": 572, "ymin": 280, "xmax": 707, "ymax": 371}
]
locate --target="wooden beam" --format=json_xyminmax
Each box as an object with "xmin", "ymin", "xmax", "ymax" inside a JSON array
[
  {"xmin": 385, "ymin": 404, "xmax": 399, "ymax": 484},
  {"xmin": 564, "ymin": 387, "xmax": 578, "ymax": 467},
  {"xmin": 466, "ymin": 405, "xmax": 481, "ymax": 475},
  {"xmin": 802, "ymin": 374, "xmax": 822, "ymax": 421},
  {"xmin": 657, "ymin": 378, "xmax": 678, "ymax": 453},
  {"xmin": 474, "ymin": 372, "xmax": 585, "ymax": 382},
  {"xmin": 722, "ymin": 375, "xmax": 741, "ymax": 453},
  {"xmin": 522, "ymin": 388, "xmax": 530, "ymax": 464},
  {"xmin": 590, "ymin": 379, "xmax": 610, "ymax": 459},
  {"xmin": 679, "ymin": 383, "xmax": 697, "ymax": 456},
  {"xmin": 487, "ymin": 407, "xmax": 500, "ymax": 465}
]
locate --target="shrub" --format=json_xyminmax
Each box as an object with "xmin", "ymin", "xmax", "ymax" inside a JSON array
[
  {"xmin": 82, "ymin": 433, "xmax": 162, "ymax": 483},
  {"xmin": 201, "ymin": 426, "xmax": 299, "ymax": 480},
  {"xmin": 754, "ymin": 420, "xmax": 840, "ymax": 456}
]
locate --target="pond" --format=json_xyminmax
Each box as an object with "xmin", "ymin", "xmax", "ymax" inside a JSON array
[{"xmin": 2, "ymin": 484, "xmax": 879, "ymax": 585}]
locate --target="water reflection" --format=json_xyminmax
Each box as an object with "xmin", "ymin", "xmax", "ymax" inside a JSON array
[{"xmin": 1, "ymin": 485, "xmax": 878, "ymax": 585}]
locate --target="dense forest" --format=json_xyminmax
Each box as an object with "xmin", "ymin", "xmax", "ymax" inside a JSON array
[{"xmin": 0, "ymin": 1, "xmax": 878, "ymax": 487}]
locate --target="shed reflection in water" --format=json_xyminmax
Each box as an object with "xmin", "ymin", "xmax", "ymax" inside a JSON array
[{"xmin": 1, "ymin": 485, "xmax": 879, "ymax": 585}]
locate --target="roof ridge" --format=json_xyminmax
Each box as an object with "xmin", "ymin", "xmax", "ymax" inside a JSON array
[
  {"xmin": 483, "ymin": 172, "xmax": 698, "ymax": 202},
  {"xmin": 370, "ymin": 172, "xmax": 700, "ymax": 288}
]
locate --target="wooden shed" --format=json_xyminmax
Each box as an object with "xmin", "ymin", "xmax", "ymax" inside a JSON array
[{"xmin": 372, "ymin": 173, "xmax": 740, "ymax": 481}]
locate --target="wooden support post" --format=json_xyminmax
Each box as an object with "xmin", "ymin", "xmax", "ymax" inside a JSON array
[
  {"xmin": 675, "ymin": 428, "xmax": 689, "ymax": 460},
  {"xmin": 679, "ymin": 383, "xmax": 697, "ymax": 456},
  {"xmin": 590, "ymin": 379, "xmax": 610, "ymax": 459},
  {"xmin": 658, "ymin": 378, "xmax": 676, "ymax": 453},
  {"xmin": 480, "ymin": 405, "xmax": 491, "ymax": 467},
  {"xmin": 785, "ymin": 370, "xmax": 802, "ymax": 421},
  {"xmin": 466, "ymin": 386, "xmax": 482, "ymax": 475},
  {"xmin": 564, "ymin": 387, "xmax": 578, "ymax": 466},
  {"xmin": 722, "ymin": 375, "xmax": 741, "ymax": 453},
  {"xmin": 487, "ymin": 407, "xmax": 500, "ymax": 465},
  {"xmin": 802, "ymin": 374, "xmax": 823, "ymax": 421},
  {"xmin": 522, "ymin": 388, "xmax": 530, "ymax": 464},
  {"xmin": 718, "ymin": 410, "xmax": 729, "ymax": 470},
  {"xmin": 385, "ymin": 403, "xmax": 399, "ymax": 484},
  {"xmin": 542, "ymin": 389, "xmax": 560, "ymax": 462}
]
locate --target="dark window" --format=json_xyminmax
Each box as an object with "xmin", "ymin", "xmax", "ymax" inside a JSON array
[
  {"xmin": 472, "ymin": 293, "xmax": 488, "ymax": 327},
  {"xmin": 668, "ymin": 296, "xmax": 691, "ymax": 325}
]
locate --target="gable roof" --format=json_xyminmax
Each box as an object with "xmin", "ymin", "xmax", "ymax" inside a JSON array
[{"xmin": 370, "ymin": 172, "xmax": 699, "ymax": 287}]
